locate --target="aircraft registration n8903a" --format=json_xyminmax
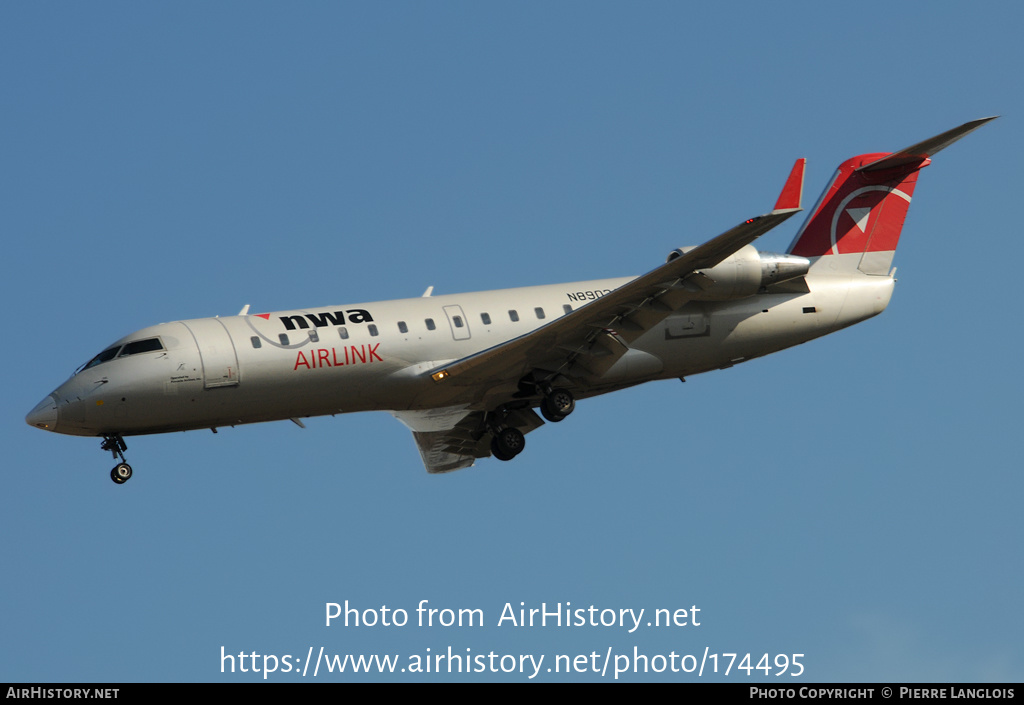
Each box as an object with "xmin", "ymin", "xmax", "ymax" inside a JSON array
[{"xmin": 26, "ymin": 117, "xmax": 996, "ymax": 484}]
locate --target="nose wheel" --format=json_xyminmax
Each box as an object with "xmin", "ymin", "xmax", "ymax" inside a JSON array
[
  {"xmin": 111, "ymin": 463, "xmax": 133, "ymax": 484},
  {"xmin": 101, "ymin": 434, "xmax": 133, "ymax": 485}
]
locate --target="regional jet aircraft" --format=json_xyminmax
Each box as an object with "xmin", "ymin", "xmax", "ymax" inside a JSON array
[{"xmin": 26, "ymin": 118, "xmax": 995, "ymax": 483}]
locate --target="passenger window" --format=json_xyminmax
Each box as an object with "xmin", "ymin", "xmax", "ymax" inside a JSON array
[
  {"xmin": 563, "ymin": 304, "xmax": 573, "ymax": 315},
  {"xmin": 425, "ymin": 318, "xmax": 436, "ymax": 331},
  {"xmin": 308, "ymin": 330, "xmax": 319, "ymax": 343},
  {"xmin": 338, "ymin": 327, "xmax": 349, "ymax": 340},
  {"xmin": 250, "ymin": 336, "xmax": 262, "ymax": 349},
  {"xmin": 279, "ymin": 334, "xmax": 290, "ymax": 346},
  {"xmin": 453, "ymin": 316, "xmax": 464, "ymax": 328},
  {"xmin": 119, "ymin": 338, "xmax": 164, "ymax": 357},
  {"xmin": 535, "ymin": 307, "xmax": 546, "ymax": 320},
  {"xmin": 481, "ymin": 313, "xmax": 491, "ymax": 325},
  {"xmin": 398, "ymin": 321, "xmax": 408, "ymax": 334},
  {"xmin": 368, "ymin": 324, "xmax": 379, "ymax": 336},
  {"xmin": 509, "ymin": 310, "xmax": 519, "ymax": 322}
]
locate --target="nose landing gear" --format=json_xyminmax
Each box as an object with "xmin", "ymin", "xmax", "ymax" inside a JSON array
[
  {"xmin": 111, "ymin": 462, "xmax": 133, "ymax": 484},
  {"xmin": 101, "ymin": 434, "xmax": 132, "ymax": 485}
]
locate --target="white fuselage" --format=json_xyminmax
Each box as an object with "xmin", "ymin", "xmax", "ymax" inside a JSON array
[{"xmin": 33, "ymin": 261, "xmax": 894, "ymax": 438}]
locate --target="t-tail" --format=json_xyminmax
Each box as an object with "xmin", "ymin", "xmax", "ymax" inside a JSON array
[{"xmin": 787, "ymin": 117, "xmax": 997, "ymax": 275}]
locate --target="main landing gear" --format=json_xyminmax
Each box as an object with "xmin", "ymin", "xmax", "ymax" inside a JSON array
[
  {"xmin": 489, "ymin": 387, "xmax": 576, "ymax": 462},
  {"xmin": 491, "ymin": 426, "xmax": 526, "ymax": 461},
  {"xmin": 540, "ymin": 387, "xmax": 575, "ymax": 423},
  {"xmin": 101, "ymin": 434, "xmax": 132, "ymax": 485}
]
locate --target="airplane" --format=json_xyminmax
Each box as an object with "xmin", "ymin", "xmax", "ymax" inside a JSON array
[{"xmin": 26, "ymin": 117, "xmax": 995, "ymax": 483}]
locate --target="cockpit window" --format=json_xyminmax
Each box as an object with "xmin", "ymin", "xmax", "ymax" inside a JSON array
[
  {"xmin": 80, "ymin": 345, "xmax": 121, "ymax": 372},
  {"xmin": 77, "ymin": 337, "xmax": 164, "ymax": 373},
  {"xmin": 119, "ymin": 338, "xmax": 164, "ymax": 357}
]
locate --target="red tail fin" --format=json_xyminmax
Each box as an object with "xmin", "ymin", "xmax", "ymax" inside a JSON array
[{"xmin": 786, "ymin": 153, "xmax": 923, "ymax": 275}]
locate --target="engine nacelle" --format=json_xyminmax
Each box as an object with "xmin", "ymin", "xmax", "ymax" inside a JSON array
[
  {"xmin": 665, "ymin": 245, "xmax": 810, "ymax": 300},
  {"xmin": 758, "ymin": 251, "xmax": 811, "ymax": 287}
]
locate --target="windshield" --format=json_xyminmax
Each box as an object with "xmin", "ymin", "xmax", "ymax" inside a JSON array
[
  {"xmin": 77, "ymin": 345, "xmax": 121, "ymax": 373},
  {"xmin": 74, "ymin": 337, "xmax": 165, "ymax": 374}
]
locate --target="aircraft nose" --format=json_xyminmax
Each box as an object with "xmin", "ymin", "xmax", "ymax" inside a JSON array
[{"xmin": 26, "ymin": 394, "xmax": 59, "ymax": 432}]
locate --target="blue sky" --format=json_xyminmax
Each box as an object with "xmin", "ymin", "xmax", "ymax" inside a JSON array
[{"xmin": 3, "ymin": 2, "xmax": 1021, "ymax": 682}]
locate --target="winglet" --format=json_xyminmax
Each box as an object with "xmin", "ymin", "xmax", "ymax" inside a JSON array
[{"xmin": 773, "ymin": 158, "xmax": 805, "ymax": 213}]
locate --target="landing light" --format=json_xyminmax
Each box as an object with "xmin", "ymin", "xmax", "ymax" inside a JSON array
[{"xmin": 432, "ymin": 370, "xmax": 450, "ymax": 382}]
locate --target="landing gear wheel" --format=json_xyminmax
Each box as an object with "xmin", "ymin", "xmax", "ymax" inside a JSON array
[
  {"xmin": 491, "ymin": 438, "xmax": 516, "ymax": 461},
  {"xmin": 540, "ymin": 400, "xmax": 565, "ymax": 423},
  {"xmin": 541, "ymin": 388, "xmax": 575, "ymax": 422},
  {"xmin": 111, "ymin": 463, "xmax": 133, "ymax": 484},
  {"xmin": 492, "ymin": 427, "xmax": 526, "ymax": 459}
]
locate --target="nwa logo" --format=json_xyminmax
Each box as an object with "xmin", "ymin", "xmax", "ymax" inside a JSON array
[{"xmin": 255, "ymin": 309, "xmax": 375, "ymax": 331}]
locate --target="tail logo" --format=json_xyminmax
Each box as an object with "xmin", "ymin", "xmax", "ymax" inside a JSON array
[
  {"xmin": 830, "ymin": 186, "xmax": 912, "ymax": 255},
  {"xmin": 846, "ymin": 207, "xmax": 871, "ymax": 233}
]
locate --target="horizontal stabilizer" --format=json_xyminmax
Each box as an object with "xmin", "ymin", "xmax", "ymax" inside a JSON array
[{"xmin": 857, "ymin": 117, "xmax": 998, "ymax": 172}]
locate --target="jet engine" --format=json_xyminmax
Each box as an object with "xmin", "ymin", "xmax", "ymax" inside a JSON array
[{"xmin": 665, "ymin": 244, "xmax": 810, "ymax": 300}]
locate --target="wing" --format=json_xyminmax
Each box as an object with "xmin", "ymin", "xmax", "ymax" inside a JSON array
[{"xmin": 428, "ymin": 159, "xmax": 806, "ymax": 395}]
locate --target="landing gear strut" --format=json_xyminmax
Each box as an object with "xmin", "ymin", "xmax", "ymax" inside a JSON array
[{"xmin": 101, "ymin": 434, "xmax": 132, "ymax": 485}]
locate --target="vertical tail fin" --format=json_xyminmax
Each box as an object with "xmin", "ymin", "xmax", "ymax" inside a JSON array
[
  {"xmin": 786, "ymin": 117, "xmax": 997, "ymax": 275},
  {"xmin": 786, "ymin": 152, "xmax": 922, "ymax": 275}
]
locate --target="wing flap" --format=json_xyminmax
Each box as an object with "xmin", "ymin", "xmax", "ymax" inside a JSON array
[
  {"xmin": 394, "ymin": 407, "xmax": 544, "ymax": 473},
  {"xmin": 411, "ymin": 430, "xmax": 481, "ymax": 473}
]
